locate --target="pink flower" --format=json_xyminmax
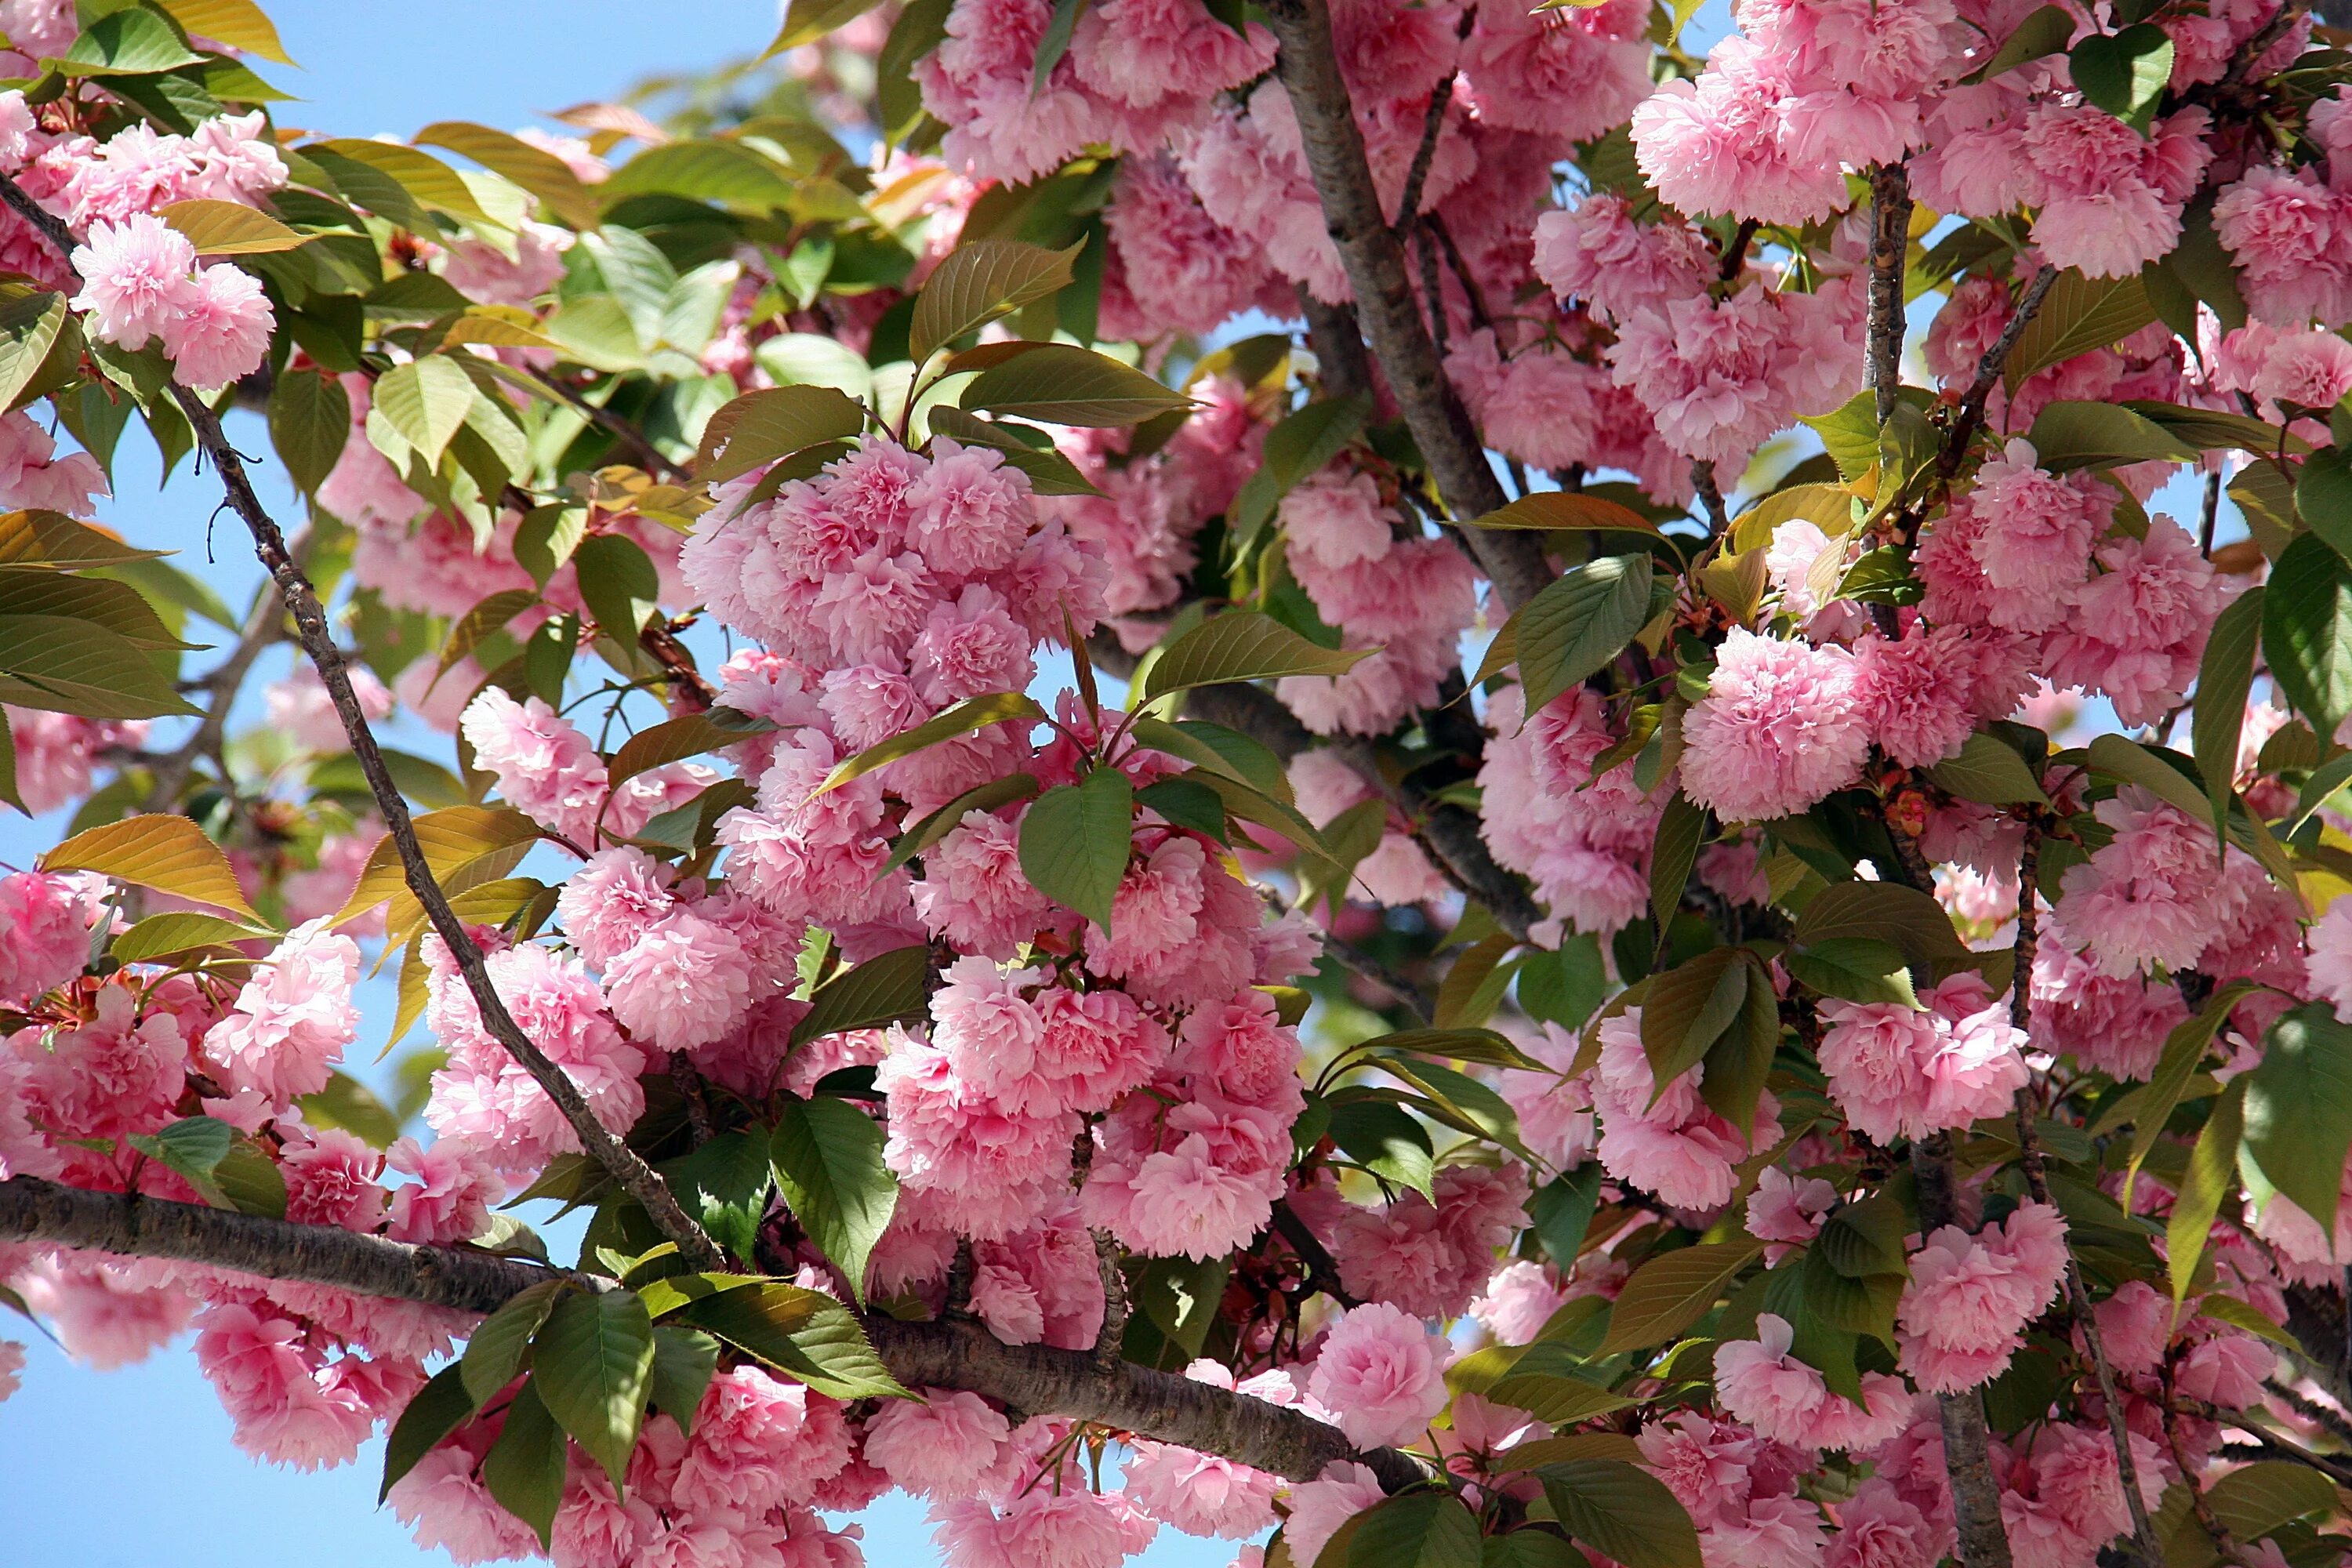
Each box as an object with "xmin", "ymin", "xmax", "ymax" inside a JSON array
[
  {"xmin": 1896, "ymin": 1202, "xmax": 2068, "ymax": 1392},
  {"xmin": 383, "ymin": 1135, "xmax": 501, "ymax": 1245},
  {"xmin": 1123, "ymin": 1432, "xmax": 1280, "ymax": 1539},
  {"xmin": 1281, "ymin": 1461, "xmax": 1389, "ymax": 1568},
  {"xmin": 1747, "ymin": 1167, "xmax": 1836, "ymax": 1264},
  {"xmin": 1680, "ymin": 628, "xmax": 1870, "ymax": 823},
  {"xmin": 864, "ymin": 1388, "xmax": 1011, "ymax": 1499},
  {"xmin": 1471, "ymin": 1260, "xmax": 1572, "ymax": 1345},
  {"xmin": 672, "ymin": 1366, "xmax": 854, "ymax": 1518},
  {"xmin": 158, "ymin": 261, "xmax": 274, "ymax": 388},
  {"xmin": 601, "ymin": 908, "xmax": 755, "ymax": 1052},
  {"xmin": 1716, "ymin": 1314, "xmax": 1908, "ymax": 1450},
  {"xmin": 280, "ymin": 1127, "xmax": 387, "ymax": 1231},
  {"xmin": 205, "ymin": 919, "xmax": 361, "ymax": 1109},
  {"xmin": 0, "ymin": 868, "xmax": 105, "ymax": 1007},
  {"xmin": 68, "ymin": 212, "xmax": 195, "ymax": 347},
  {"xmin": 1305, "ymin": 1301, "xmax": 1450, "ymax": 1448},
  {"xmin": 459, "ymin": 688, "xmax": 612, "ymax": 845}
]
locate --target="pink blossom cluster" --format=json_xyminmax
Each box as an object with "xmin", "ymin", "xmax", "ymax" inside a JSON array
[
  {"xmin": 1895, "ymin": 1201, "xmax": 2069, "ymax": 1392},
  {"xmin": 1716, "ymin": 1313, "xmax": 1911, "ymax": 1451},
  {"xmin": 1816, "ymin": 972, "xmax": 2029, "ymax": 1145},
  {"xmin": 1587, "ymin": 1007, "xmax": 1775, "ymax": 1212},
  {"xmin": 68, "ymin": 212, "xmax": 274, "ymax": 389},
  {"xmin": 1274, "ymin": 465, "xmax": 1478, "ymax": 735},
  {"xmin": 2213, "ymin": 84, "xmax": 2352, "ymax": 325},
  {"xmin": 1479, "ymin": 684, "xmax": 1664, "ymax": 938}
]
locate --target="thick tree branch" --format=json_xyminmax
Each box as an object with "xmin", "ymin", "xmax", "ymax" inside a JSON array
[
  {"xmin": 0, "ymin": 1175, "xmax": 1418, "ymax": 1488},
  {"xmin": 1867, "ymin": 165, "xmax": 1914, "ymax": 425},
  {"xmin": 1260, "ymin": 0, "xmax": 1550, "ymax": 612},
  {"xmin": 1298, "ymin": 289, "xmax": 1376, "ymax": 405},
  {"xmin": 0, "ymin": 171, "xmax": 726, "ymax": 1275}
]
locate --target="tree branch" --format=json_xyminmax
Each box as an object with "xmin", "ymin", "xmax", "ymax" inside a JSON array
[
  {"xmin": 1260, "ymin": 0, "xmax": 1550, "ymax": 612},
  {"xmin": 143, "ymin": 547, "xmax": 295, "ymax": 811},
  {"xmin": 1867, "ymin": 165, "xmax": 1914, "ymax": 426},
  {"xmin": 0, "ymin": 171, "xmax": 727, "ymax": 1275},
  {"xmin": 0, "ymin": 1174, "xmax": 1419, "ymax": 1488},
  {"xmin": 1943, "ymin": 265, "xmax": 2058, "ymax": 477}
]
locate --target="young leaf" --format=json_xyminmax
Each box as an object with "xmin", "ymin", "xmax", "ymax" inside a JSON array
[
  {"xmin": 530, "ymin": 1288, "xmax": 657, "ymax": 1489},
  {"xmin": 0, "ymin": 290, "xmax": 67, "ymax": 413},
  {"xmin": 2024, "ymin": 400, "xmax": 2195, "ymax": 471},
  {"xmin": 333, "ymin": 805, "xmax": 542, "ymax": 931},
  {"xmin": 818, "ymin": 691, "xmax": 1045, "ymax": 793},
  {"xmin": 695, "ymin": 384, "xmax": 867, "ymax": 483},
  {"xmin": 2069, "ymin": 23, "xmax": 2174, "ymax": 132},
  {"xmin": 1137, "ymin": 611, "xmax": 1372, "ymax": 703},
  {"xmin": 1327, "ymin": 1098, "xmax": 1436, "ymax": 1198},
  {"xmin": 158, "ymin": 199, "xmax": 307, "ymax": 256},
  {"xmin": 1786, "ymin": 937, "xmax": 1921, "ymax": 1008},
  {"xmin": 154, "ymin": 0, "xmax": 296, "ymax": 64},
  {"xmin": 1925, "ymin": 731, "xmax": 2048, "ymax": 806},
  {"xmin": 572, "ymin": 532, "xmax": 660, "ymax": 647},
  {"xmin": 2169, "ymin": 1075, "xmax": 2244, "ymax": 1309},
  {"xmin": 790, "ymin": 944, "xmax": 933, "ymax": 1047},
  {"xmin": 1018, "ymin": 767, "xmax": 1134, "ymax": 931},
  {"xmin": 42, "ymin": 812, "xmax": 260, "ymax": 920},
  {"xmin": 0, "ymin": 613, "xmax": 201, "ymax": 720},
  {"xmin": 1514, "ymin": 554, "xmax": 1655, "ymax": 716},
  {"xmin": 372, "ymin": 357, "xmax": 476, "ymax": 469},
  {"xmin": 481, "ymin": 1377, "xmax": 567, "ymax": 1548},
  {"xmin": 1791, "ymin": 881, "xmax": 1968, "ymax": 969},
  {"xmin": 125, "ymin": 1116, "xmax": 234, "ymax": 1196},
  {"xmin": 1596, "ymin": 1238, "xmax": 1765, "ymax": 1352},
  {"xmin": 961, "ymin": 343, "xmax": 1191, "ymax": 427},
  {"xmin": 1462, "ymin": 492, "xmax": 1661, "ymax": 533},
  {"xmin": 909, "ymin": 238, "xmax": 1083, "ymax": 364},
  {"xmin": 1649, "ymin": 793, "xmax": 1706, "ymax": 933},
  {"xmin": 771, "ymin": 1095, "xmax": 899, "ymax": 1304},
  {"xmin": 297, "ymin": 1070, "xmax": 401, "ymax": 1148},
  {"xmin": 677, "ymin": 1280, "xmax": 910, "ymax": 1399}
]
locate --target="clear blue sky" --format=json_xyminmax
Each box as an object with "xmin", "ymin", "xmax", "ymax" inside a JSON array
[{"xmin": 0, "ymin": 4, "xmax": 1225, "ymax": 1564}]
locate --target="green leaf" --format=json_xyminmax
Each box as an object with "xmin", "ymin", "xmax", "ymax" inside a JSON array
[
  {"xmin": 0, "ymin": 612, "xmax": 198, "ymax": 720},
  {"xmin": 2193, "ymin": 587, "xmax": 2264, "ymax": 831},
  {"xmin": 768, "ymin": 0, "xmax": 887, "ymax": 52},
  {"xmin": 1537, "ymin": 1461, "xmax": 1704, "ymax": 1568},
  {"xmin": 647, "ymin": 1325, "xmax": 720, "ymax": 1438},
  {"xmin": 962, "ymin": 343, "xmax": 1190, "ymax": 427},
  {"xmin": 1790, "ymin": 880, "xmax": 1967, "ymax": 969},
  {"xmin": 1138, "ymin": 610, "xmax": 1372, "ymax": 704},
  {"xmin": 2180, "ymin": 1463, "xmax": 2339, "ymax": 1568},
  {"xmin": 910, "ymin": 239, "xmax": 1082, "ymax": 364},
  {"xmin": 379, "ymin": 1365, "xmax": 477, "ymax": 1501},
  {"xmin": 677, "ymin": 1279, "xmax": 909, "ymax": 1399},
  {"xmin": 1327, "ymin": 1098, "xmax": 1436, "ymax": 1199},
  {"xmin": 922, "ymin": 408, "xmax": 1100, "ymax": 495},
  {"xmin": 771, "ymin": 1096, "xmax": 898, "ymax": 1303},
  {"xmin": 1799, "ymin": 393, "xmax": 1881, "ymax": 481},
  {"xmin": 2241, "ymin": 1001, "xmax": 2352, "ymax": 1238},
  {"xmin": 601, "ymin": 141, "xmax": 799, "ymax": 211},
  {"xmin": 604, "ymin": 713, "xmax": 739, "ymax": 792},
  {"xmin": 1969, "ymin": 3, "xmax": 2074, "ymax": 79},
  {"xmin": 1640, "ymin": 947, "xmax": 1751, "ymax": 1089},
  {"xmin": 2024, "ymin": 400, "xmax": 2195, "ymax": 471},
  {"xmin": 1514, "ymin": 555, "xmax": 1655, "ymax": 717},
  {"xmin": 60, "ymin": 9, "xmax": 203, "ymax": 73},
  {"xmin": 267, "ymin": 367, "xmax": 350, "ymax": 495},
  {"xmin": 695, "ymin": 384, "xmax": 867, "ymax": 484},
  {"xmin": 126, "ymin": 1115, "xmax": 234, "ymax": 1194},
  {"xmin": 460, "ymin": 1279, "xmax": 565, "ymax": 1407},
  {"xmin": 1366, "ymin": 1027, "xmax": 1543, "ymax": 1071},
  {"xmin": 154, "ymin": 0, "xmax": 296, "ymax": 64},
  {"xmin": 1650, "ymin": 793, "xmax": 1705, "ymax": 933},
  {"xmin": 819, "ymin": 691, "xmax": 1046, "ymax": 793},
  {"xmin": 481, "ymin": 1377, "xmax": 567, "ymax": 1548},
  {"xmin": 1786, "ymin": 937, "xmax": 1920, "ymax": 1008},
  {"xmin": 333, "ymin": 805, "xmax": 541, "ymax": 933},
  {"xmin": 1529, "ymin": 1163, "xmax": 1603, "ymax": 1268},
  {"xmin": 1926, "ymin": 731, "xmax": 2048, "ymax": 805},
  {"xmin": 790, "ymin": 943, "xmax": 934, "ymax": 1047},
  {"xmin": 882, "ymin": 772, "xmax": 1042, "ymax": 876},
  {"xmin": 2169, "ymin": 1075, "xmax": 2244, "ymax": 1309},
  {"xmin": 665, "ymin": 1131, "xmax": 775, "ymax": 1266},
  {"xmin": 1702, "ymin": 957, "xmax": 1781, "ymax": 1141},
  {"xmin": 1227, "ymin": 395, "xmax": 1369, "ymax": 545},
  {"xmin": 2300, "ymin": 445, "xmax": 2352, "ymax": 563},
  {"xmin": 2265, "ymin": 532, "xmax": 2352, "ymax": 736},
  {"xmin": 1129, "ymin": 715, "xmax": 1294, "ymax": 803},
  {"xmin": 413, "ymin": 121, "xmax": 598, "ymax": 229},
  {"xmin": 2004, "ymin": 271, "xmax": 2157, "ymax": 390},
  {"xmin": 1463, "ymin": 492, "xmax": 1662, "ymax": 533},
  {"xmin": 572, "ymin": 532, "xmax": 659, "ymax": 648},
  {"xmin": 110, "ymin": 910, "xmax": 269, "ymax": 963},
  {"xmin": 2070, "ymin": 23, "xmax": 2174, "ymax": 132},
  {"xmin": 1596, "ymin": 1238, "xmax": 1764, "ymax": 1353},
  {"xmin": 1133, "ymin": 1253, "xmax": 1229, "ymax": 1358},
  {"xmin": 2124, "ymin": 979, "xmax": 2255, "ymax": 1204},
  {"xmin": 0, "ymin": 290, "xmax": 67, "ymax": 413},
  {"xmin": 1816, "ymin": 1193, "xmax": 1911, "ymax": 1279},
  {"xmin": 298, "ymin": 1070, "xmax": 401, "ymax": 1148},
  {"xmin": 1019, "ymin": 767, "xmax": 1134, "ymax": 931},
  {"xmin": 42, "ymin": 812, "xmax": 260, "ymax": 920},
  {"xmin": 529, "ymin": 1287, "xmax": 656, "ymax": 1489},
  {"xmin": 1483, "ymin": 1535, "xmax": 1589, "ymax": 1568},
  {"xmin": 158, "ymin": 198, "xmax": 307, "ymax": 256},
  {"xmin": 372, "ymin": 357, "xmax": 475, "ymax": 469},
  {"xmin": 0, "ymin": 510, "xmax": 164, "ymax": 570},
  {"xmin": 1343, "ymin": 1491, "xmax": 1483, "ymax": 1568}
]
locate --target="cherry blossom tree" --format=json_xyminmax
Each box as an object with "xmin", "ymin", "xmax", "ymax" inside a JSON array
[{"xmin": 8, "ymin": 0, "xmax": 2352, "ymax": 1566}]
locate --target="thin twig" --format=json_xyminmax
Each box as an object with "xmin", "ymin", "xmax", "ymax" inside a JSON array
[
  {"xmin": 1389, "ymin": 72, "xmax": 1455, "ymax": 238},
  {"xmin": 143, "ymin": 554, "xmax": 296, "ymax": 811},
  {"xmin": 1944, "ymin": 265, "xmax": 2060, "ymax": 473},
  {"xmin": 0, "ymin": 171, "xmax": 728, "ymax": 1273},
  {"xmin": 547, "ymin": 376, "xmax": 694, "ymax": 485}
]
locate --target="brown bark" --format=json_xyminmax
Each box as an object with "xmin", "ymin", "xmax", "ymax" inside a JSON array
[{"xmin": 0, "ymin": 1175, "xmax": 1418, "ymax": 1488}]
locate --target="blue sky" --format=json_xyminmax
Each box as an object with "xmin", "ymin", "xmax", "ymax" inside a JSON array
[{"xmin": 0, "ymin": 4, "xmax": 1218, "ymax": 1565}]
